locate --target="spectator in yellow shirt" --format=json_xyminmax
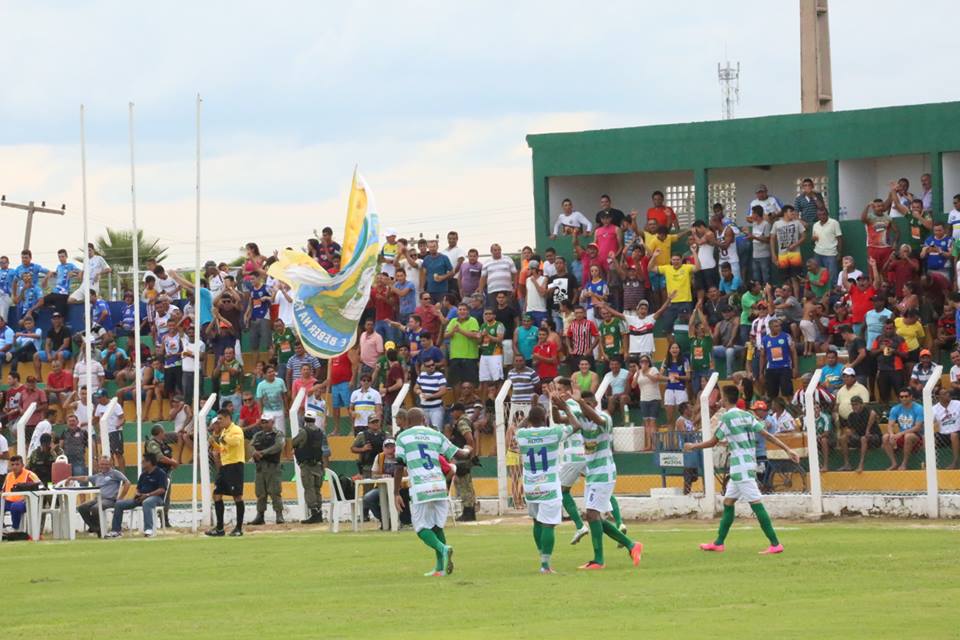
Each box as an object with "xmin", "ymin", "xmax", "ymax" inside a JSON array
[
  {"xmin": 205, "ymin": 408, "xmax": 247, "ymax": 537},
  {"xmin": 650, "ymin": 246, "xmax": 700, "ymax": 333}
]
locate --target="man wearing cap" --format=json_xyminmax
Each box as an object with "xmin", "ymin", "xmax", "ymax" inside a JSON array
[
  {"xmin": 144, "ymin": 423, "xmax": 178, "ymax": 527},
  {"xmin": 292, "ymin": 409, "xmax": 330, "ymax": 524},
  {"xmin": 351, "ymin": 414, "xmax": 386, "ymax": 479},
  {"xmin": 848, "ymin": 258, "xmax": 881, "ymax": 336},
  {"xmin": 445, "ymin": 403, "xmax": 478, "ymax": 522},
  {"xmin": 749, "ymin": 184, "xmax": 783, "ymax": 221},
  {"xmin": 909, "ymin": 349, "xmax": 937, "ymax": 398},
  {"xmin": 837, "ymin": 395, "xmax": 879, "ymax": 472},
  {"xmin": 349, "ymin": 372, "xmax": 382, "ymax": 435},
  {"xmin": 835, "ymin": 367, "xmax": 871, "ymax": 425},
  {"xmin": 363, "ymin": 436, "xmax": 407, "ymax": 527},
  {"xmin": 571, "ymin": 232, "xmax": 607, "ymax": 293},
  {"xmin": 380, "ymin": 228, "xmax": 399, "ymax": 277},
  {"xmin": 249, "ymin": 415, "xmax": 286, "ymax": 525},
  {"xmin": 93, "ymin": 389, "xmax": 126, "ymax": 470}
]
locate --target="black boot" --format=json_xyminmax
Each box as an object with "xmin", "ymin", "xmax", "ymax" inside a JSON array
[
  {"xmin": 249, "ymin": 512, "xmax": 266, "ymax": 526},
  {"xmin": 456, "ymin": 506, "xmax": 477, "ymax": 522},
  {"xmin": 275, "ymin": 511, "xmax": 285, "ymax": 524},
  {"xmin": 301, "ymin": 507, "xmax": 324, "ymax": 524}
]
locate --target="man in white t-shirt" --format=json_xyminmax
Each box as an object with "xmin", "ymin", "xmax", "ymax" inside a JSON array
[
  {"xmin": 73, "ymin": 356, "xmax": 105, "ymax": 393},
  {"xmin": 947, "ymin": 194, "xmax": 960, "ymax": 240},
  {"xmin": 933, "ymin": 387, "xmax": 960, "ymax": 469},
  {"xmin": 153, "ymin": 266, "xmax": 180, "ymax": 298},
  {"xmin": 479, "ymin": 243, "xmax": 517, "ymax": 306},
  {"xmin": 94, "ymin": 390, "xmax": 126, "ymax": 470},
  {"xmin": 550, "ymin": 198, "xmax": 593, "ymax": 238},
  {"xmin": 69, "ymin": 244, "xmax": 112, "ymax": 302},
  {"xmin": 748, "ymin": 185, "xmax": 783, "ymax": 221},
  {"xmin": 440, "ymin": 231, "xmax": 466, "ymax": 274},
  {"xmin": 811, "ymin": 207, "xmax": 843, "ymax": 285}
]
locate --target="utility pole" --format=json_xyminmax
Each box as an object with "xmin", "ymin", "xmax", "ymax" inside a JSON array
[
  {"xmin": 717, "ymin": 61, "xmax": 740, "ymax": 120},
  {"xmin": 0, "ymin": 196, "xmax": 67, "ymax": 251},
  {"xmin": 800, "ymin": 0, "xmax": 833, "ymax": 112}
]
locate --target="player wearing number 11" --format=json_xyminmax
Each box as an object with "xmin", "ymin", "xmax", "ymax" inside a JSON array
[
  {"xmin": 508, "ymin": 391, "xmax": 582, "ymax": 574},
  {"xmin": 393, "ymin": 408, "xmax": 473, "ymax": 577}
]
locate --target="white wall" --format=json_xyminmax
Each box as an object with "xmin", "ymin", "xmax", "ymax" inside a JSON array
[
  {"xmin": 944, "ymin": 152, "xmax": 960, "ymax": 210},
  {"xmin": 708, "ymin": 162, "xmax": 827, "ymax": 225},
  {"xmin": 547, "ymin": 170, "xmax": 695, "ymax": 230}
]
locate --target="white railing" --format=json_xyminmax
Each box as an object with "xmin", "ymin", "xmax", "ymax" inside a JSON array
[
  {"xmin": 493, "ymin": 379, "xmax": 513, "ymax": 515},
  {"xmin": 287, "ymin": 388, "xmax": 308, "ymax": 520},
  {"xmin": 15, "ymin": 402, "xmax": 37, "ymax": 459},
  {"xmin": 699, "ymin": 372, "xmax": 719, "ymax": 515},
  {"xmin": 193, "ymin": 394, "xmax": 217, "ymax": 530},
  {"xmin": 594, "ymin": 371, "xmax": 613, "ymax": 401},
  {"xmin": 922, "ymin": 364, "xmax": 943, "ymax": 518},
  {"xmin": 803, "ymin": 369, "xmax": 824, "ymax": 516},
  {"xmin": 391, "ymin": 382, "xmax": 410, "ymax": 435},
  {"xmin": 99, "ymin": 398, "xmax": 120, "ymax": 461}
]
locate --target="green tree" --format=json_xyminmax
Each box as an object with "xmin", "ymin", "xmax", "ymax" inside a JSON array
[{"xmin": 78, "ymin": 228, "xmax": 169, "ymax": 294}]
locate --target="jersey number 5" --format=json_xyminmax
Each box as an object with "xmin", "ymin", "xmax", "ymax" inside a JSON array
[{"xmin": 417, "ymin": 443, "xmax": 434, "ymax": 470}]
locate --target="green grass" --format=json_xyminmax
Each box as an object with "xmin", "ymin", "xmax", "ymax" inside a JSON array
[{"xmin": 6, "ymin": 518, "xmax": 959, "ymax": 639}]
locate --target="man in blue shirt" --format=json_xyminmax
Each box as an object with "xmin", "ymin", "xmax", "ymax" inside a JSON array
[
  {"xmin": 819, "ymin": 348, "xmax": 845, "ymax": 393},
  {"xmin": 105, "ymin": 453, "xmax": 168, "ymax": 537},
  {"xmin": 0, "ymin": 316, "xmax": 16, "ymax": 376},
  {"xmin": 392, "ymin": 268, "xmax": 417, "ymax": 323},
  {"xmin": 89, "ymin": 289, "xmax": 113, "ymax": 330},
  {"xmin": 0, "ymin": 255, "xmax": 13, "ymax": 322},
  {"xmin": 759, "ymin": 318, "xmax": 798, "ymax": 399},
  {"xmin": 38, "ymin": 249, "xmax": 79, "ymax": 317},
  {"xmin": 883, "ymin": 389, "xmax": 925, "ymax": 471},
  {"xmin": 12, "ymin": 249, "xmax": 47, "ymax": 288},
  {"xmin": 718, "ymin": 262, "xmax": 742, "ymax": 295},
  {"xmin": 14, "ymin": 271, "xmax": 44, "ymax": 320},
  {"xmin": 920, "ymin": 222, "xmax": 952, "ymax": 280},
  {"xmin": 421, "ymin": 240, "xmax": 453, "ymax": 303}
]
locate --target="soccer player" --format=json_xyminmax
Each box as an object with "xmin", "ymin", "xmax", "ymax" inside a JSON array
[
  {"xmin": 685, "ymin": 385, "xmax": 800, "ymax": 554},
  {"xmin": 557, "ymin": 388, "xmax": 643, "ymax": 569},
  {"xmin": 393, "ymin": 407, "xmax": 473, "ymax": 577},
  {"xmin": 509, "ymin": 394, "xmax": 582, "ymax": 573}
]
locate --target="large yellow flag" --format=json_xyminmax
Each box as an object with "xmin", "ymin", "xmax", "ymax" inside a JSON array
[{"xmin": 268, "ymin": 172, "xmax": 380, "ymax": 358}]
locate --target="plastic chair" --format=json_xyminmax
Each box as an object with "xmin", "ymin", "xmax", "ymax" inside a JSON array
[
  {"xmin": 126, "ymin": 477, "xmax": 171, "ymax": 533},
  {"xmin": 324, "ymin": 469, "xmax": 356, "ymax": 533}
]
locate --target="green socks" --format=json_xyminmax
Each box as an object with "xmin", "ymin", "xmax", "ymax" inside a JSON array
[
  {"xmin": 750, "ymin": 503, "xmax": 779, "ymax": 546},
  {"xmin": 539, "ymin": 525, "xmax": 555, "ymax": 569},
  {"xmin": 610, "ymin": 495, "xmax": 623, "ymax": 528},
  {"xmin": 562, "ymin": 489, "xmax": 584, "ymax": 529},
  {"xmin": 533, "ymin": 521, "xmax": 543, "ymax": 552},
  {"xmin": 589, "ymin": 519, "xmax": 605, "ymax": 564},
  {"xmin": 432, "ymin": 526, "xmax": 446, "ymax": 544},
  {"xmin": 601, "ymin": 519, "xmax": 633, "ymax": 548},
  {"xmin": 417, "ymin": 529, "xmax": 446, "ymax": 572},
  {"xmin": 715, "ymin": 504, "xmax": 735, "ymax": 545}
]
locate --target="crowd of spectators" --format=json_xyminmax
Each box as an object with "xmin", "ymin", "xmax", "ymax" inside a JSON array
[{"xmin": 2, "ymin": 175, "xmax": 960, "ymax": 534}]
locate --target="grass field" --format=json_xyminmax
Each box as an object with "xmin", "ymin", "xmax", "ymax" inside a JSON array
[{"xmin": 7, "ymin": 518, "xmax": 959, "ymax": 639}]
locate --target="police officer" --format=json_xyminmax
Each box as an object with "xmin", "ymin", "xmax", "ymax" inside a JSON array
[
  {"xmin": 144, "ymin": 424, "xmax": 178, "ymax": 527},
  {"xmin": 445, "ymin": 403, "xmax": 478, "ymax": 522},
  {"xmin": 292, "ymin": 409, "xmax": 330, "ymax": 524},
  {"xmin": 350, "ymin": 415, "xmax": 386, "ymax": 478},
  {"xmin": 249, "ymin": 416, "xmax": 285, "ymax": 525}
]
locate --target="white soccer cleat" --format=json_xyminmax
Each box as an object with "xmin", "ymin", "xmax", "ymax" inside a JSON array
[{"xmin": 571, "ymin": 525, "xmax": 589, "ymax": 545}]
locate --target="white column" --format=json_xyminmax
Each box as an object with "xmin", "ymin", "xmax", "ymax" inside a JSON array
[
  {"xmin": 129, "ymin": 102, "xmax": 144, "ymax": 478},
  {"xmin": 699, "ymin": 371, "xmax": 719, "ymax": 515},
  {"xmin": 922, "ymin": 364, "xmax": 943, "ymax": 519},
  {"xmin": 803, "ymin": 369, "xmax": 824, "ymax": 516},
  {"xmin": 493, "ymin": 379, "xmax": 513, "ymax": 515},
  {"xmin": 79, "ymin": 105, "xmax": 95, "ymax": 472},
  {"xmin": 287, "ymin": 389, "xmax": 307, "ymax": 519}
]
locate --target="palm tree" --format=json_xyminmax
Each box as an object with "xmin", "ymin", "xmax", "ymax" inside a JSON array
[{"xmin": 78, "ymin": 228, "xmax": 169, "ymax": 294}]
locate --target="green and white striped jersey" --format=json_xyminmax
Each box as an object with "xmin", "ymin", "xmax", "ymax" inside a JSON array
[
  {"xmin": 560, "ymin": 398, "xmax": 585, "ymax": 465},
  {"xmin": 714, "ymin": 408, "xmax": 764, "ymax": 481},
  {"xmin": 395, "ymin": 425, "xmax": 459, "ymax": 504},
  {"xmin": 581, "ymin": 408, "xmax": 616, "ymax": 484},
  {"xmin": 516, "ymin": 424, "xmax": 573, "ymax": 502}
]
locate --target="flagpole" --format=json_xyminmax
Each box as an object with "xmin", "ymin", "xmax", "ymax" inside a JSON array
[
  {"xmin": 129, "ymin": 102, "xmax": 144, "ymax": 478},
  {"xmin": 192, "ymin": 93, "xmax": 203, "ymax": 531},
  {"xmin": 80, "ymin": 105, "xmax": 94, "ymax": 473}
]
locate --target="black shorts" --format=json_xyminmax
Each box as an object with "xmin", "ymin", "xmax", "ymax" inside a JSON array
[
  {"xmin": 447, "ymin": 358, "xmax": 479, "ymax": 386},
  {"xmin": 935, "ymin": 433, "xmax": 959, "ymax": 447},
  {"xmin": 108, "ymin": 430, "xmax": 124, "ymax": 455},
  {"xmin": 215, "ymin": 462, "xmax": 245, "ymax": 497}
]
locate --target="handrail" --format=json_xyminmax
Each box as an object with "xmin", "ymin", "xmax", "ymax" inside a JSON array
[
  {"xmin": 922, "ymin": 364, "xmax": 943, "ymax": 518},
  {"xmin": 803, "ymin": 368, "xmax": 824, "ymax": 515},
  {"xmin": 288, "ymin": 388, "xmax": 307, "ymax": 520},
  {"xmin": 391, "ymin": 382, "xmax": 410, "ymax": 435},
  {"xmin": 99, "ymin": 397, "xmax": 120, "ymax": 462},
  {"xmin": 15, "ymin": 402, "xmax": 37, "ymax": 459},
  {"xmin": 699, "ymin": 372, "xmax": 719, "ymax": 515},
  {"xmin": 493, "ymin": 379, "xmax": 513, "ymax": 515}
]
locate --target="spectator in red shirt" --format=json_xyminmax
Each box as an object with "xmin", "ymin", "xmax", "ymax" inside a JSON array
[
  {"xmin": 646, "ymin": 190, "xmax": 680, "ymax": 232},
  {"xmin": 848, "ymin": 258, "xmax": 881, "ymax": 334},
  {"xmin": 883, "ymin": 244, "xmax": 919, "ymax": 298},
  {"xmin": 19, "ymin": 376, "xmax": 48, "ymax": 438},
  {"xmin": 239, "ymin": 392, "xmax": 262, "ymax": 435},
  {"xmin": 532, "ymin": 327, "xmax": 559, "ymax": 382},
  {"xmin": 414, "ymin": 292, "xmax": 444, "ymax": 343},
  {"xmin": 324, "ymin": 349, "xmax": 357, "ymax": 433},
  {"xmin": 45, "ymin": 359, "xmax": 73, "ymax": 421},
  {"xmin": 564, "ymin": 306, "xmax": 599, "ymax": 371},
  {"xmin": 371, "ymin": 272, "xmax": 398, "ymax": 344}
]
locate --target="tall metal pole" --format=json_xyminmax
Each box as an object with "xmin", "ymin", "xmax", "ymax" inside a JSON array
[
  {"xmin": 193, "ymin": 94, "xmax": 209, "ymax": 527},
  {"xmin": 80, "ymin": 105, "xmax": 94, "ymax": 473},
  {"xmin": 129, "ymin": 102, "xmax": 144, "ymax": 478}
]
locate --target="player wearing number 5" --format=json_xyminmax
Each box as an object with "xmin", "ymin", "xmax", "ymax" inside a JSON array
[
  {"xmin": 508, "ymin": 389, "xmax": 582, "ymax": 573},
  {"xmin": 393, "ymin": 408, "xmax": 473, "ymax": 577},
  {"xmin": 685, "ymin": 385, "xmax": 799, "ymax": 554}
]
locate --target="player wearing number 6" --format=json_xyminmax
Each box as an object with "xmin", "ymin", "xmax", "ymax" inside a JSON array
[
  {"xmin": 394, "ymin": 408, "xmax": 473, "ymax": 577},
  {"xmin": 684, "ymin": 385, "xmax": 799, "ymax": 554},
  {"xmin": 507, "ymin": 390, "xmax": 582, "ymax": 574}
]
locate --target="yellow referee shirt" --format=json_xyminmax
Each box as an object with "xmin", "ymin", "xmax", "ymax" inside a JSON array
[{"xmin": 212, "ymin": 423, "xmax": 246, "ymax": 465}]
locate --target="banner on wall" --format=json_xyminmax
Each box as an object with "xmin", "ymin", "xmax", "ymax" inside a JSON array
[{"xmin": 268, "ymin": 171, "xmax": 380, "ymax": 358}]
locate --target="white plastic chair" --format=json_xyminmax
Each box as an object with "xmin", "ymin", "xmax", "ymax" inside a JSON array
[{"xmin": 325, "ymin": 469, "xmax": 356, "ymax": 533}]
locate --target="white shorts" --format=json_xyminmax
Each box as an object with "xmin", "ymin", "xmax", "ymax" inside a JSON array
[
  {"xmin": 528, "ymin": 500, "xmax": 562, "ymax": 525},
  {"xmin": 584, "ymin": 482, "xmax": 615, "ymax": 513},
  {"xmin": 411, "ymin": 499, "xmax": 449, "ymax": 533},
  {"xmin": 423, "ymin": 406, "xmax": 445, "ymax": 430},
  {"xmin": 479, "ymin": 355, "xmax": 504, "ymax": 382},
  {"xmin": 559, "ymin": 461, "xmax": 586, "ymax": 488},
  {"xmin": 723, "ymin": 479, "xmax": 763, "ymax": 503},
  {"xmin": 262, "ymin": 410, "xmax": 286, "ymax": 433},
  {"xmin": 663, "ymin": 388, "xmax": 689, "ymax": 407}
]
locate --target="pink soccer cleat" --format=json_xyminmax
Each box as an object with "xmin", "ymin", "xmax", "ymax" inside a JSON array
[
  {"xmin": 759, "ymin": 544, "xmax": 784, "ymax": 555},
  {"xmin": 630, "ymin": 542, "xmax": 644, "ymax": 566},
  {"xmin": 699, "ymin": 542, "xmax": 725, "ymax": 552}
]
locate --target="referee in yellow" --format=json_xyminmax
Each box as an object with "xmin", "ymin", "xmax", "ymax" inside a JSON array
[{"xmin": 206, "ymin": 407, "xmax": 247, "ymax": 537}]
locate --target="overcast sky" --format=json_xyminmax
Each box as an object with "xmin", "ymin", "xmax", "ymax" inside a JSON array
[{"xmin": 1, "ymin": 0, "xmax": 957, "ymax": 267}]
